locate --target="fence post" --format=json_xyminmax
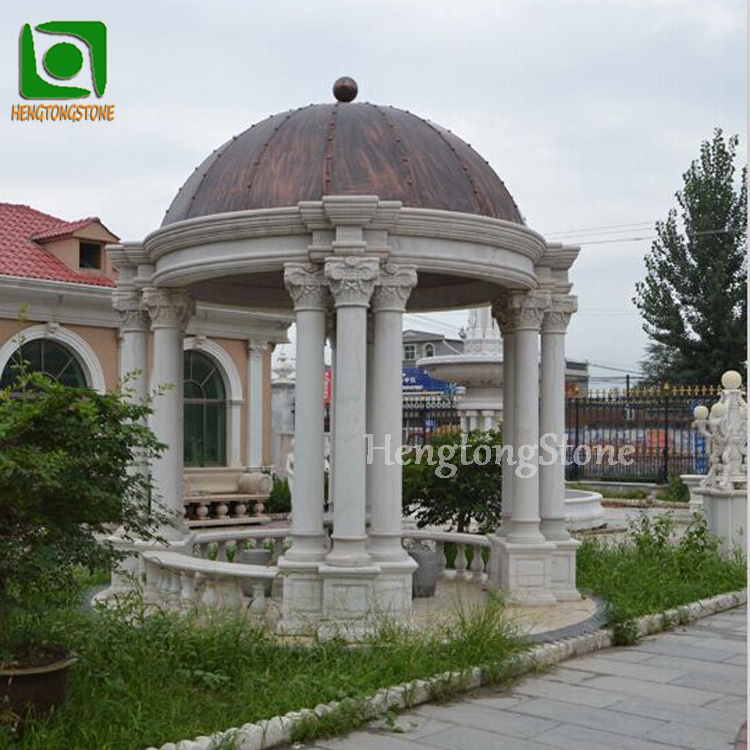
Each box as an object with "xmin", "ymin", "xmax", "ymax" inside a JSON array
[
  {"xmin": 572, "ymin": 397, "xmax": 581, "ymax": 481},
  {"xmin": 661, "ymin": 393, "xmax": 669, "ymax": 483}
]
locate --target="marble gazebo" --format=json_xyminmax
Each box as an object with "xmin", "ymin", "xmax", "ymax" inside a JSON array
[{"xmin": 111, "ymin": 78, "xmax": 582, "ymax": 634}]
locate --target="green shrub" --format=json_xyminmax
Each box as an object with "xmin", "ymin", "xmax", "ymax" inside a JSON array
[
  {"xmin": 655, "ymin": 475, "xmax": 690, "ymax": 504},
  {"xmin": 403, "ymin": 430, "xmax": 503, "ymax": 533},
  {"xmin": 265, "ymin": 476, "xmax": 291, "ymax": 514}
]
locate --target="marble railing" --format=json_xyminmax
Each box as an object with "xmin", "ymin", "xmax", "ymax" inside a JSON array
[
  {"xmin": 140, "ymin": 527, "xmax": 492, "ymax": 611},
  {"xmin": 402, "ymin": 529, "xmax": 491, "ymax": 584}
]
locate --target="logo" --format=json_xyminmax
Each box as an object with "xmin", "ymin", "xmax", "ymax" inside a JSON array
[{"xmin": 20, "ymin": 21, "xmax": 107, "ymax": 99}]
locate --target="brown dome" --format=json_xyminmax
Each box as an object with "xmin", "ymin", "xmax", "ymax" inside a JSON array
[{"xmin": 162, "ymin": 101, "xmax": 523, "ymax": 226}]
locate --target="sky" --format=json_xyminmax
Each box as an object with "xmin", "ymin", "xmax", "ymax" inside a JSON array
[{"xmin": 1, "ymin": 1, "xmax": 746, "ymax": 387}]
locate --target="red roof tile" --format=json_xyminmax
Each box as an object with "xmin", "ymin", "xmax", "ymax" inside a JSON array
[{"xmin": 0, "ymin": 203, "xmax": 118, "ymax": 287}]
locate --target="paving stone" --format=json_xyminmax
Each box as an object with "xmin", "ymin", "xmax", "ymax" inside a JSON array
[
  {"xmin": 507, "ymin": 696, "xmax": 667, "ymax": 737},
  {"xmin": 606, "ymin": 695, "xmax": 743, "ymax": 733},
  {"xmin": 668, "ymin": 669, "xmax": 747, "ymax": 696},
  {"xmin": 583, "ymin": 647, "xmax": 656, "ymax": 663},
  {"xmin": 702, "ymin": 694, "xmax": 750, "ymax": 715},
  {"xmin": 725, "ymin": 653, "xmax": 747, "ymax": 666},
  {"xmin": 370, "ymin": 714, "xmax": 454, "ymax": 741},
  {"xmin": 412, "ymin": 701, "xmax": 558, "ymax": 739},
  {"xmin": 628, "ymin": 640, "xmax": 746, "ymax": 663},
  {"xmin": 510, "ymin": 677, "xmax": 627, "ymax": 707},
  {"xmin": 644, "ymin": 653, "xmax": 747, "ymax": 679},
  {"xmin": 582, "ymin": 675, "xmax": 724, "ymax": 706},
  {"xmin": 563, "ymin": 653, "xmax": 686, "ymax": 683},
  {"xmin": 463, "ymin": 693, "xmax": 531, "ymax": 711},
  {"xmin": 532, "ymin": 721, "xmax": 690, "ymax": 750},
  {"xmin": 315, "ymin": 733, "xmax": 427, "ymax": 750},
  {"xmin": 540, "ymin": 666, "xmax": 599, "ymax": 685},
  {"xmin": 646, "ymin": 721, "xmax": 740, "ymax": 750},
  {"xmin": 411, "ymin": 725, "xmax": 556, "ymax": 750}
]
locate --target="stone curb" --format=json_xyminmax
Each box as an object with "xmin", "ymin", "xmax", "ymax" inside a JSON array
[{"xmin": 145, "ymin": 588, "xmax": 746, "ymax": 750}]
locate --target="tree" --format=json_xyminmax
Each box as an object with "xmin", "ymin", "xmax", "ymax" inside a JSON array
[
  {"xmin": 402, "ymin": 429, "xmax": 503, "ymax": 533},
  {"xmin": 634, "ymin": 129, "xmax": 747, "ymax": 385}
]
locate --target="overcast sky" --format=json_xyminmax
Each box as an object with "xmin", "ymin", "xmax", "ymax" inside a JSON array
[{"xmin": 1, "ymin": 1, "xmax": 746, "ymax": 385}]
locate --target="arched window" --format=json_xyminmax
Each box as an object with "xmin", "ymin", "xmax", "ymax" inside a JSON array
[
  {"xmin": 0, "ymin": 339, "xmax": 87, "ymax": 389},
  {"xmin": 184, "ymin": 350, "xmax": 226, "ymax": 467},
  {"xmin": 424, "ymin": 343, "xmax": 436, "ymax": 358}
]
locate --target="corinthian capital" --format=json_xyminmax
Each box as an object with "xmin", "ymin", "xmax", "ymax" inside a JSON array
[
  {"xmin": 112, "ymin": 290, "xmax": 149, "ymax": 332},
  {"xmin": 507, "ymin": 290, "xmax": 551, "ymax": 332},
  {"xmin": 283, "ymin": 263, "xmax": 328, "ymax": 311},
  {"xmin": 324, "ymin": 256, "xmax": 380, "ymax": 307},
  {"xmin": 491, "ymin": 296, "xmax": 513, "ymax": 335},
  {"xmin": 372, "ymin": 263, "xmax": 418, "ymax": 312},
  {"xmin": 542, "ymin": 294, "xmax": 578, "ymax": 334},
  {"xmin": 142, "ymin": 287, "xmax": 194, "ymax": 330}
]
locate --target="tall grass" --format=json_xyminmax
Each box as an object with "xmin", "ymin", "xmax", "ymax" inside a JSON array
[
  {"xmin": 1, "ymin": 595, "xmax": 525, "ymax": 750},
  {"xmin": 578, "ymin": 513, "xmax": 746, "ymax": 644}
]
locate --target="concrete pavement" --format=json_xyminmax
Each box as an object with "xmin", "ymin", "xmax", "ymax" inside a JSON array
[{"xmin": 301, "ymin": 606, "xmax": 747, "ymax": 750}]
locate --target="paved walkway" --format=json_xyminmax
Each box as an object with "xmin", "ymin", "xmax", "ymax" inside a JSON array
[{"xmin": 302, "ymin": 606, "xmax": 747, "ymax": 750}]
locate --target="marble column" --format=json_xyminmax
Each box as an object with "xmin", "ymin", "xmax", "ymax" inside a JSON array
[
  {"xmin": 142, "ymin": 287, "xmax": 194, "ymax": 539},
  {"xmin": 493, "ymin": 290, "xmax": 556, "ymax": 604},
  {"xmin": 246, "ymin": 341, "xmax": 268, "ymax": 470},
  {"xmin": 320, "ymin": 256, "xmax": 381, "ymax": 633},
  {"xmin": 540, "ymin": 294, "xmax": 581, "ymax": 600},
  {"xmin": 113, "ymin": 289, "xmax": 149, "ymax": 406},
  {"xmin": 369, "ymin": 264, "xmax": 418, "ymax": 615},
  {"xmin": 493, "ymin": 298, "xmax": 515, "ymax": 539},
  {"xmin": 278, "ymin": 264, "xmax": 329, "ymax": 631}
]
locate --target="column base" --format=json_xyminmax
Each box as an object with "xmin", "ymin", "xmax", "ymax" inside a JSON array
[
  {"xmin": 318, "ymin": 563, "xmax": 381, "ymax": 639},
  {"xmin": 276, "ymin": 557, "xmax": 324, "ymax": 635},
  {"xmin": 372, "ymin": 559, "xmax": 417, "ymax": 620},
  {"xmin": 325, "ymin": 535, "xmax": 372, "ymax": 567},
  {"xmin": 550, "ymin": 538, "xmax": 581, "ymax": 602},
  {"xmin": 540, "ymin": 517, "xmax": 570, "ymax": 542},
  {"xmin": 491, "ymin": 537, "xmax": 556, "ymax": 606},
  {"xmin": 506, "ymin": 519, "xmax": 547, "ymax": 545},
  {"xmin": 282, "ymin": 533, "xmax": 328, "ymax": 564}
]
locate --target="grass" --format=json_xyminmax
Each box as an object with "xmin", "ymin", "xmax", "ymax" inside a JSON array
[
  {"xmin": 567, "ymin": 482, "xmax": 649, "ymax": 501},
  {"xmin": 1, "ymin": 595, "xmax": 526, "ymax": 750},
  {"xmin": 577, "ymin": 512, "xmax": 746, "ymax": 644}
]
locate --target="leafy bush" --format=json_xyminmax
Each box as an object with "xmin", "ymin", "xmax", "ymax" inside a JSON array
[
  {"xmin": 0, "ymin": 371, "xmax": 165, "ymax": 665},
  {"xmin": 577, "ymin": 512, "xmax": 746, "ymax": 645},
  {"xmin": 655, "ymin": 475, "xmax": 690, "ymax": 504},
  {"xmin": 403, "ymin": 430, "xmax": 502, "ymax": 533},
  {"xmin": 266, "ymin": 476, "xmax": 291, "ymax": 514}
]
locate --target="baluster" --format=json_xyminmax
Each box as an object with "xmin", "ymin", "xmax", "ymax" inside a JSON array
[
  {"xmin": 143, "ymin": 559, "xmax": 160, "ymax": 604},
  {"xmin": 201, "ymin": 577, "xmax": 219, "ymax": 608},
  {"xmin": 470, "ymin": 544, "xmax": 485, "ymax": 582},
  {"xmin": 216, "ymin": 541, "xmax": 228, "ymax": 562},
  {"xmin": 166, "ymin": 569, "xmax": 182, "ymax": 610},
  {"xmin": 249, "ymin": 582, "xmax": 268, "ymax": 615},
  {"xmin": 455, "ymin": 544, "xmax": 468, "ymax": 579},
  {"xmin": 272, "ymin": 538, "xmax": 284, "ymax": 564},
  {"xmin": 435, "ymin": 541, "xmax": 447, "ymax": 576},
  {"xmin": 179, "ymin": 570, "xmax": 196, "ymax": 609}
]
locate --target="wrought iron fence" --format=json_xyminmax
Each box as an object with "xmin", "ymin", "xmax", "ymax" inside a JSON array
[
  {"xmin": 565, "ymin": 385, "xmax": 723, "ymax": 482},
  {"xmin": 403, "ymin": 393, "xmax": 461, "ymax": 445}
]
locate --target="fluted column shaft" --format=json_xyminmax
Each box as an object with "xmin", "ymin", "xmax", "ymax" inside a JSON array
[
  {"xmin": 143, "ymin": 287, "xmax": 194, "ymax": 534},
  {"xmin": 540, "ymin": 295, "xmax": 577, "ymax": 540},
  {"xmin": 507, "ymin": 290, "xmax": 549, "ymax": 544},
  {"xmin": 369, "ymin": 264, "xmax": 418, "ymax": 562},
  {"xmin": 324, "ymin": 256, "xmax": 379, "ymax": 567},
  {"xmin": 246, "ymin": 341, "xmax": 268, "ymax": 470},
  {"xmin": 282, "ymin": 264, "xmax": 328, "ymax": 562}
]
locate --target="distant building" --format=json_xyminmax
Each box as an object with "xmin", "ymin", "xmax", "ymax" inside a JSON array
[{"xmin": 402, "ymin": 329, "xmax": 464, "ymax": 368}]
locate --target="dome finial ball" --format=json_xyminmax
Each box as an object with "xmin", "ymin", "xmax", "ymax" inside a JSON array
[{"xmin": 333, "ymin": 76, "xmax": 358, "ymax": 102}]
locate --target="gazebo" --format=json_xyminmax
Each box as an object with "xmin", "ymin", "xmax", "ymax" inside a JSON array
[{"xmin": 111, "ymin": 78, "xmax": 582, "ymax": 635}]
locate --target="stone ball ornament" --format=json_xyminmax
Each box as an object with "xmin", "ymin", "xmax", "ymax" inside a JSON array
[
  {"xmin": 721, "ymin": 370, "xmax": 743, "ymax": 390},
  {"xmin": 333, "ymin": 76, "xmax": 358, "ymax": 102},
  {"xmin": 710, "ymin": 402, "xmax": 726, "ymax": 418},
  {"xmin": 693, "ymin": 405, "xmax": 709, "ymax": 420}
]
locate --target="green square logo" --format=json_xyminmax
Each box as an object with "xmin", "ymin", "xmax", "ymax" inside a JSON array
[{"xmin": 20, "ymin": 21, "xmax": 107, "ymax": 99}]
